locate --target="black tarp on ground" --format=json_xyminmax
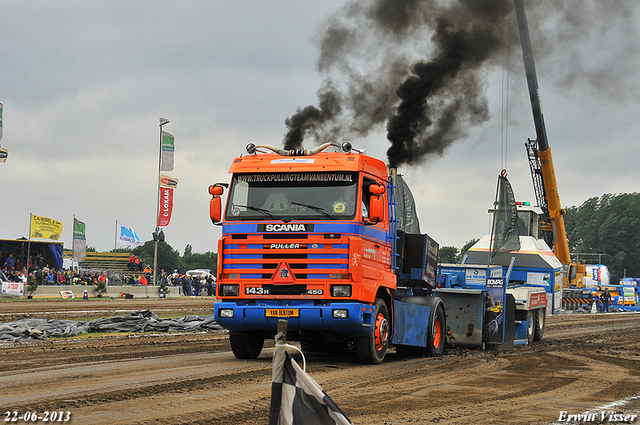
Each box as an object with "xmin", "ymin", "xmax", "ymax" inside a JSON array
[{"xmin": 0, "ymin": 310, "xmax": 223, "ymax": 343}]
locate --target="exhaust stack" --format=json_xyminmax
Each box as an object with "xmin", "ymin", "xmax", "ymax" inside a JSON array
[{"xmin": 389, "ymin": 167, "xmax": 397, "ymax": 184}]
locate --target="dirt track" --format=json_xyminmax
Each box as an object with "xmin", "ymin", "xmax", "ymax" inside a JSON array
[{"xmin": 1, "ymin": 298, "xmax": 639, "ymax": 424}]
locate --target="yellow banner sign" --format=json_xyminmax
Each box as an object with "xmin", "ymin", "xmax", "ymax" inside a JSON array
[{"xmin": 30, "ymin": 214, "xmax": 63, "ymax": 240}]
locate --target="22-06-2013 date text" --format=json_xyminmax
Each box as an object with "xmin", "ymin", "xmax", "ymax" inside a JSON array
[{"xmin": 4, "ymin": 411, "xmax": 71, "ymax": 422}]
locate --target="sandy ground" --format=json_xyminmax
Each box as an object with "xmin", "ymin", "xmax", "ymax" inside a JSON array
[{"xmin": 1, "ymin": 298, "xmax": 639, "ymax": 425}]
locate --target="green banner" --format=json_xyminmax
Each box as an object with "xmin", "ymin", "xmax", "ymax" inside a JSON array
[
  {"xmin": 161, "ymin": 131, "xmax": 175, "ymax": 171},
  {"xmin": 72, "ymin": 217, "xmax": 86, "ymax": 262}
]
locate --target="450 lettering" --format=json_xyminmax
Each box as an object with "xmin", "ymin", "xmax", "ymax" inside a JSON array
[{"xmin": 307, "ymin": 289, "xmax": 323, "ymax": 295}]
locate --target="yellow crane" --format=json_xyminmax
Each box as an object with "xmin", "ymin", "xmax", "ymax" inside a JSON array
[{"xmin": 514, "ymin": 0, "xmax": 586, "ymax": 288}]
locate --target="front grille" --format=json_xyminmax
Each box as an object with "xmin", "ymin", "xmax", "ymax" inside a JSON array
[
  {"xmin": 263, "ymin": 263, "xmax": 306, "ymax": 269},
  {"xmin": 263, "ymin": 253, "xmax": 307, "ymax": 260},
  {"xmin": 264, "ymin": 234, "xmax": 308, "ymax": 240},
  {"xmin": 262, "ymin": 284, "xmax": 307, "ymax": 295},
  {"xmin": 261, "ymin": 274, "xmax": 308, "ymax": 279}
]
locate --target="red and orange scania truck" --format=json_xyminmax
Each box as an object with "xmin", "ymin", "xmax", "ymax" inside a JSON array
[
  {"xmin": 208, "ymin": 142, "xmax": 447, "ymax": 364},
  {"xmin": 208, "ymin": 142, "xmax": 554, "ymax": 364}
]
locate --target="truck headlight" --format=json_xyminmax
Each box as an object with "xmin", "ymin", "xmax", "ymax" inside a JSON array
[
  {"xmin": 218, "ymin": 309, "xmax": 234, "ymax": 318},
  {"xmin": 220, "ymin": 284, "xmax": 240, "ymax": 296},
  {"xmin": 332, "ymin": 309, "xmax": 349, "ymax": 319},
  {"xmin": 331, "ymin": 285, "xmax": 351, "ymax": 297}
]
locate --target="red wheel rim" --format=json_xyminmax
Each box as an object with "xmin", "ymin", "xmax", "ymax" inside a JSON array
[
  {"xmin": 433, "ymin": 316, "xmax": 442, "ymax": 349},
  {"xmin": 374, "ymin": 312, "xmax": 389, "ymax": 351}
]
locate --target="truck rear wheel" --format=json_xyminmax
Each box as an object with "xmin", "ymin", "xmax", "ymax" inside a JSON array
[
  {"xmin": 229, "ymin": 332, "xmax": 264, "ymax": 359},
  {"xmin": 526, "ymin": 310, "xmax": 535, "ymax": 344},
  {"xmin": 533, "ymin": 308, "xmax": 545, "ymax": 341},
  {"xmin": 355, "ymin": 298, "xmax": 389, "ymax": 365},
  {"xmin": 425, "ymin": 303, "xmax": 446, "ymax": 357}
]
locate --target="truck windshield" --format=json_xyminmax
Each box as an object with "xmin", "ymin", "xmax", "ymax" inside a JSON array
[{"xmin": 225, "ymin": 172, "xmax": 359, "ymax": 221}]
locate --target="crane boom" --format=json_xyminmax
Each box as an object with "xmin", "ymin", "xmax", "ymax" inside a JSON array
[{"xmin": 514, "ymin": 0, "xmax": 571, "ymax": 266}]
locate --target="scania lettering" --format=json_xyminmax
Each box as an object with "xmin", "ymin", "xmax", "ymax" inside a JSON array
[{"xmin": 263, "ymin": 224, "xmax": 308, "ymax": 232}]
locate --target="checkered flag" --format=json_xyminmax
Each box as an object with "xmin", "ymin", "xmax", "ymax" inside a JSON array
[{"xmin": 268, "ymin": 341, "xmax": 352, "ymax": 425}]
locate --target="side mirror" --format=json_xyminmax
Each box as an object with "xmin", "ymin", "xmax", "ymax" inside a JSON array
[
  {"xmin": 368, "ymin": 183, "xmax": 385, "ymax": 223},
  {"xmin": 209, "ymin": 184, "xmax": 226, "ymax": 224},
  {"xmin": 209, "ymin": 185, "xmax": 224, "ymax": 196},
  {"xmin": 369, "ymin": 183, "xmax": 385, "ymax": 195}
]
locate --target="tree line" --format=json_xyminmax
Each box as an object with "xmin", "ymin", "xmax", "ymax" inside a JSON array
[
  {"xmin": 565, "ymin": 192, "xmax": 640, "ymax": 282},
  {"xmin": 439, "ymin": 193, "xmax": 640, "ymax": 283}
]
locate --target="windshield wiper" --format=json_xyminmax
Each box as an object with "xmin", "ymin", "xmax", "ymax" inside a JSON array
[
  {"xmin": 291, "ymin": 202, "xmax": 338, "ymax": 220},
  {"xmin": 233, "ymin": 205, "xmax": 291, "ymax": 223}
]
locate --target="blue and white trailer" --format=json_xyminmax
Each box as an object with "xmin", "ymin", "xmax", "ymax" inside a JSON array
[{"xmin": 437, "ymin": 235, "xmax": 561, "ymax": 350}]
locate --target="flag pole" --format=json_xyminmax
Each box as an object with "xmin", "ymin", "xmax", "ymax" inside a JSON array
[
  {"xmin": 27, "ymin": 213, "xmax": 32, "ymax": 275},
  {"xmin": 113, "ymin": 219, "xmax": 117, "ymax": 278},
  {"xmin": 154, "ymin": 118, "xmax": 169, "ymax": 287},
  {"xmin": 488, "ymin": 174, "xmax": 501, "ymax": 266},
  {"xmin": 72, "ymin": 214, "xmax": 75, "ymax": 271}
]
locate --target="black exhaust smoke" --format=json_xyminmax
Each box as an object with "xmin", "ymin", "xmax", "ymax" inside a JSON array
[
  {"xmin": 283, "ymin": 0, "xmax": 515, "ymax": 165},
  {"xmin": 284, "ymin": 85, "xmax": 342, "ymax": 150},
  {"xmin": 386, "ymin": 4, "xmax": 512, "ymax": 168},
  {"xmin": 283, "ymin": 0, "xmax": 636, "ymax": 167}
]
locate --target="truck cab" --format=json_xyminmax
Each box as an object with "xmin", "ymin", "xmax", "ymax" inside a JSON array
[{"xmin": 209, "ymin": 143, "xmax": 399, "ymax": 363}]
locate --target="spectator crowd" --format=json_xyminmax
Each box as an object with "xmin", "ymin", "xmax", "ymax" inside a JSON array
[
  {"xmin": 2, "ymin": 251, "xmax": 113, "ymax": 286},
  {"xmin": 3, "ymin": 251, "xmax": 216, "ymax": 297}
]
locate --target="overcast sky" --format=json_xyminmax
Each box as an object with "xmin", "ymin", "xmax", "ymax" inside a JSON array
[{"xmin": 1, "ymin": 0, "xmax": 639, "ymax": 257}]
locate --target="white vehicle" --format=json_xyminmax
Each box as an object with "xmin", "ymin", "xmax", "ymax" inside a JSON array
[
  {"xmin": 62, "ymin": 258, "xmax": 79, "ymax": 270},
  {"xmin": 582, "ymin": 264, "xmax": 610, "ymax": 288},
  {"xmin": 186, "ymin": 269, "xmax": 215, "ymax": 280},
  {"xmin": 1, "ymin": 271, "xmax": 24, "ymax": 298}
]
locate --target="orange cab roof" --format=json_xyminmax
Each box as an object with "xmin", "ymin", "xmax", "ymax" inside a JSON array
[{"xmin": 228, "ymin": 151, "xmax": 389, "ymax": 178}]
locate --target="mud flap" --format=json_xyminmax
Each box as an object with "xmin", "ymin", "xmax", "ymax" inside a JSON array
[
  {"xmin": 486, "ymin": 294, "xmax": 515, "ymax": 352},
  {"xmin": 432, "ymin": 288, "xmax": 484, "ymax": 349},
  {"xmin": 391, "ymin": 300, "xmax": 430, "ymax": 347}
]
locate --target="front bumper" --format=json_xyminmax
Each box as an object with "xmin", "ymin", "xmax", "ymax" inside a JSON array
[{"xmin": 214, "ymin": 300, "xmax": 375, "ymax": 337}]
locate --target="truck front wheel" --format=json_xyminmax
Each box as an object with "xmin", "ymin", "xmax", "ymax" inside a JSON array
[
  {"xmin": 229, "ymin": 331, "xmax": 264, "ymax": 359},
  {"xmin": 355, "ymin": 298, "xmax": 389, "ymax": 365}
]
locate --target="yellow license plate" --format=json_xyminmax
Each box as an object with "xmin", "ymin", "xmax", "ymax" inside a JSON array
[{"xmin": 266, "ymin": 309, "xmax": 299, "ymax": 318}]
